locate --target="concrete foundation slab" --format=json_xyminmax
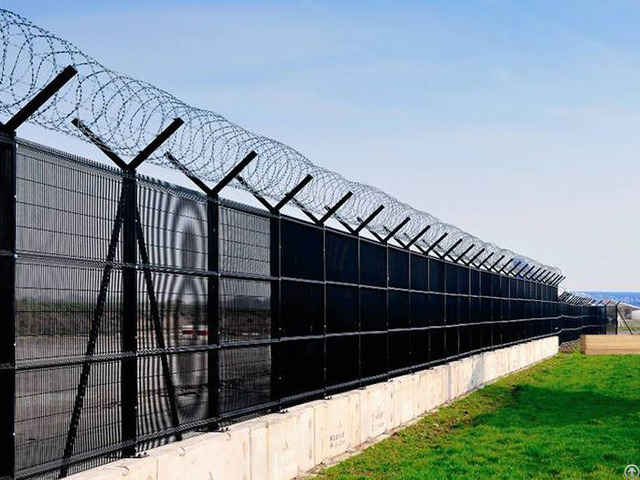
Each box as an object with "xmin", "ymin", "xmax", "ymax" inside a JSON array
[
  {"xmin": 496, "ymin": 347, "xmax": 511, "ymax": 378},
  {"xmin": 392, "ymin": 375, "xmax": 419, "ymax": 425},
  {"xmin": 314, "ymin": 391, "xmax": 361, "ymax": 464},
  {"xmin": 65, "ymin": 455, "xmax": 158, "ymax": 480},
  {"xmin": 470, "ymin": 354, "xmax": 484, "ymax": 390},
  {"xmin": 66, "ymin": 336, "xmax": 559, "ymax": 480},
  {"xmin": 450, "ymin": 359, "xmax": 472, "ymax": 399},
  {"xmin": 482, "ymin": 350, "xmax": 499, "ymax": 383},
  {"xmin": 247, "ymin": 419, "xmax": 269, "ymax": 480},
  {"xmin": 360, "ymin": 382, "xmax": 393, "ymax": 441}
]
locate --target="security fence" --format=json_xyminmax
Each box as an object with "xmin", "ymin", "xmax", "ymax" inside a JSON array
[
  {"xmin": 0, "ymin": 12, "xmax": 609, "ymax": 479},
  {"xmin": 0, "ymin": 136, "xmax": 607, "ymax": 480}
]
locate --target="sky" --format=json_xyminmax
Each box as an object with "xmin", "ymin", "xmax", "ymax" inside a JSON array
[{"xmin": 5, "ymin": 0, "xmax": 640, "ymax": 291}]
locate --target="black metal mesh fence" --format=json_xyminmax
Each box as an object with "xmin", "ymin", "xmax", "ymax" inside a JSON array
[{"xmin": 5, "ymin": 138, "xmax": 606, "ymax": 479}]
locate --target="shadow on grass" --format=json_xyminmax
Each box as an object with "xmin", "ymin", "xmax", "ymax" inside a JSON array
[{"xmin": 467, "ymin": 383, "xmax": 640, "ymax": 430}]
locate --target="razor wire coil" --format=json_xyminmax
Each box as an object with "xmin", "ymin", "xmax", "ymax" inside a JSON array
[{"xmin": 0, "ymin": 8, "xmax": 561, "ymax": 280}]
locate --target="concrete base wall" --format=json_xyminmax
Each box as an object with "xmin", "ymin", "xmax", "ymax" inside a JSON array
[{"xmin": 68, "ymin": 336, "xmax": 559, "ymax": 480}]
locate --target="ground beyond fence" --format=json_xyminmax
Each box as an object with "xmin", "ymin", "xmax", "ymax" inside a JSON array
[{"xmin": 0, "ymin": 135, "xmax": 607, "ymax": 480}]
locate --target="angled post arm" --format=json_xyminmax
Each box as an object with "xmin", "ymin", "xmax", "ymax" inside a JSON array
[
  {"xmin": 476, "ymin": 251, "xmax": 495, "ymax": 269},
  {"xmin": 455, "ymin": 243, "xmax": 475, "ymax": 264},
  {"xmin": 468, "ymin": 247, "xmax": 486, "ymax": 266},
  {"xmin": 424, "ymin": 232, "xmax": 449, "ymax": 256}
]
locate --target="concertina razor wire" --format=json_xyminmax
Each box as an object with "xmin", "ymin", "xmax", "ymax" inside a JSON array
[{"xmin": 0, "ymin": 8, "xmax": 561, "ymax": 283}]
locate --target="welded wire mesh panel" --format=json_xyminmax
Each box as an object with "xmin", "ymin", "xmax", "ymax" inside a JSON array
[
  {"xmin": 430, "ymin": 259, "xmax": 444, "ymax": 293},
  {"xmin": 445, "ymin": 265, "xmax": 458, "ymax": 294},
  {"xmin": 482, "ymin": 323, "xmax": 492, "ymax": 348},
  {"xmin": 137, "ymin": 271, "xmax": 208, "ymax": 350},
  {"xmin": 326, "ymin": 285, "xmax": 358, "ymax": 333},
  {"xmin": 470, "ymin": 324, "xmax": 483, "ymax": 350},
  {"xmin": 470, "ymin": 297, "xmax": 480, "ymax": 321},
  {"xmin": 430, "ymin": 293, "xmax": 445, "ymax": 326},
  {"xmin": 445, "ymin": 295, "xmax": 458, "ymax": 325},
  {"xmin": 325, "ymin": 231, "xmax": 357, "ymax": 283},
  {"xmin": 134, "ymin": 179, "xmax": 211, "ymax": 445},
  {"xmin": 15, "ymin": 259, "xmax": 123, "ymax": 361},
  {"xmin": 470, "ymin": 269, "xmax": 480, "ymax": 295},
  {"xmin": 410, "ymin": 292, "xmax": 428, "ymax": 328},
  {"xmin": 137, "ymin": 177, "xmax": 207, "ymax": 271},
  {"xmin": 481, "ymin": 297, "xmax": 491, "ymax": 322},
  {"xmin": 277, "ymin": 339, "xmax": 323, "ymax": 399},
  {"xmin": 137, "ymin": 351, "xmax": 208, "ymax": 449},
  {"xmin": 412, "ymin": 330, "xmax": 429, "ymax": 366},
  {"xmin": 389, "ymin": 290, "xmax": 410, "ymax": 329},
  {"xmin": 360, "ymin": 333, "xmax": 387, "ymax": 379},
  {"xmin": 458, "ymin": 266, "xmax": 470, "ymax": 295},
  {"xmin": 430, "ymin": 328, "xmax": 445, "ymax": 361},
  {"xmin": 491, "ymin": 275, "xmax": 501, "ymax": 298},
  {"xmin": 458, "ymin": 297, "xmax": 470, "ymax": 324},
  {"xmin": 219, "ymin": 346, "xmax": 271, "ymax": 415},
  {"xmin": 509, "ymin": 278, "xmax": 517, "ymax": 298},
  {"xmin": 16, "ymin": 140, "xmax": 123, "ymax": 262},
  {"xmin": 445, "ymin": 326, "xmax": 459, "ymax": 356},
  {"xmin": 360, "ymin": 288, "xmax": 386, "ymax": 332},
  {"xmin": 410, "ymin": 254, "xmax": 428, "ymax": 291},
  {"xmin": 15, "ymin": 360, "xmax": 122, "ymax": 478},
  {"xmin": 219, "ymin": 205, "xmax": 270, "ymax": 276},
  {"xmin": 492, "ymin": 322, "xmax": 503, "ymax": 345},
  {"xmin": 280, "ymin": 219, "xmax": 322, "ymax": 280},
  {"xmin": 459, "ymin": 325, "xmax": 470, "ymax": 354},
  {"xmin": 360, "ymin": 240, "xmax": 386, "ymax": 287},
  {"xmin": 481, "ymin": 272, "xmax": 492, "ymax": 297},
  {"xmin": 501, "ymin": 322, "xmax": 513, "ymax": 343},
  {"xmin": 13, "ymin": 142, "xmax": 128, "ymax": 478},
  {"xmin": 388, "ymin": 248, "xmax": 409, "ymax": 289},
  {"xmin": 326, "ymin": 336, "xmax": 359, "ymax": 387},
  {"xmin": 219, "ymin": 278, "xmax": 271, "ymax": 343},
  {"xmin": 493, "ymin": 298, "xmax": 503, "ymax": 321},
  {"xmin": 136, "ymin": 272, "xmax": 209, "ymax": 443},
  {"xmin": 280, "ymin": 281, "xmax": 323, "ymax": 337},
  {"xmin": 389, "ymin": 331, "xmax": 411, "ymax": 371}
]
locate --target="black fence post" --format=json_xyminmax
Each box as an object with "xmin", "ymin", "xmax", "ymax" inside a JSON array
[
  {"xmin": 121, "ymin": 171, "xmax": 138, "ymax": 457},
  {"xmin": 0, "ymin": 66, "xmax": 77, "ymax": 479},
  {"xmin": 270, "ymin": 215, "xmax": 281, "ymax": 411},
  {"xmin": 385, "ymin": 244, "xmax": 390, "ymax": 381},
  {"xmin": 322, "ymin": 222, "xmax": 327, "ymax": 398},
  {"xmin": 357, "ymin": 235, "xmax": 362, "ymax": 387},
  {"xmin": 0, "ymin": 129, "xmax": 16, "ymax": 480},
  {"xmin": 207, "ymin": 195, "xmax": 220, "ymax": 429}
]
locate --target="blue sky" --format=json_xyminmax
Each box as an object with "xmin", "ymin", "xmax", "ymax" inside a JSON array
[{"xmin": 7, "ymin": 0, "xmax": 640, "ymax": 290}]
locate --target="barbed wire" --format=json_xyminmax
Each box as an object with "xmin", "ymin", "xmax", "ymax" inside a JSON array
[{"xmin": 0, "ymin": 8, "xmax": 561, "ymax": 280}]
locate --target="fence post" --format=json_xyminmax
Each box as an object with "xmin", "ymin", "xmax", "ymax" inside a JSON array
[
  {"xmin": 385, "ymin": 244, "xmax": 390, "ymax": 380},
  {"xmin": 357, "ymin": 236, "xmax": 362, "ymax": 386},
  {"xmin": 270, "ymin": 215, "xmax": 281, "ymax": 411},
  {"xmin": 207, "ymin": 195, "xmax": 220, "ymax": 429},
  {"xmin": 121, "ymin": 171, "xmax": 138, "ymax": 456},
  {"xmin": 322, "ymin": 223, "xmax": 327, "ymax": 396},
  {"xmin": 0, "ymin": 129, "xmax": 16, "ymax": 480}
]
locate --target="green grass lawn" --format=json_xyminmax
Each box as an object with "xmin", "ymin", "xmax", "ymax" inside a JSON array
[{"xmin": 317, "ymin": 350, "xmax": 640, "ymax": 479}]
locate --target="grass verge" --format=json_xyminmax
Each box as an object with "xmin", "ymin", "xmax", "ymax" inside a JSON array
[{"xmin": 317, "ymin": 351, "xmax": 640, "ymax": 479}]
